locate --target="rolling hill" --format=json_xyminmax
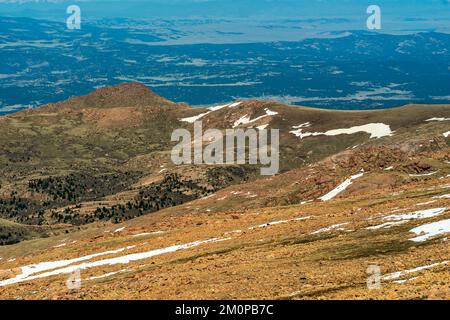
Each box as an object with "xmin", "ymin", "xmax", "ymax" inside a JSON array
[{"xmin": 0, "ymin": 83, "xmax": 448, "ymax": 299}]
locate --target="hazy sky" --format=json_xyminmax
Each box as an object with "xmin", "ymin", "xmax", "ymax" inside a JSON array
[
  {"xmin": 1, "ymin": 0, "xmax": 449, "ymax": 19},
  {"xmin": 1, "ymin": 0, "xmax": 449, "ymax": 36}
]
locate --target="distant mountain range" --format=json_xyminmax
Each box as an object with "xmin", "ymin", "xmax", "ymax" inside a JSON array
[{"xmin": 1, "ymin": 16, "xmax": 450, "ymax": 114}]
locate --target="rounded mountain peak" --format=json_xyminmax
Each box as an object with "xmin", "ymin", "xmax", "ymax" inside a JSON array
[{"xmin": 66, "ymin": 82, "xmax": 175, "ymax": 109}]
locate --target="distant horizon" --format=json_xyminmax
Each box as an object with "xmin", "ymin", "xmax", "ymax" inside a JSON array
[
  {"xmin": 2, "ymin": 1, "xmax": 450, "ymax": 41},
  {"xmin": 1, "ymin": 0, "xmax": 449, "ymax": 30},
  {"xmin": 1, "ymin": 2, "xmax": 450, "ymax": 113}
]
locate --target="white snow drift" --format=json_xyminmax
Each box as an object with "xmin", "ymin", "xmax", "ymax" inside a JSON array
[
  {"xmin": 367, "ymin": 207, "xmax": 447, "ymax": 230},
  {"xmin": 319, "ymin": 172, "xmax": 364, "ymax": 201},
  {"xmin": 383, "ymin": 261, "xmax": 449, "ymax": 281},
  {"xmin": 426, "ymin": 117, "xmax": 450, "ymax": 122},
  {"xmin": 0, "ymin": 238, "xmax": 230, "ymax": 287},
  {"xmin": 312, "ymin": 223, "xmax": 349, "ymax": 235},
  {"xmin": 233, "ymin": 108, "xmax": 278, "ymax": 128},
  {"xmin": 409, "ymin": 219, "xmax": 450, "ymax": 242},
  {"xmin": 180, "ymin": 101, "xmax": 242, "ymax": 123},
  {"xmin": 290, "ymin": 123, "xmax": 393, "ymax": 140}
]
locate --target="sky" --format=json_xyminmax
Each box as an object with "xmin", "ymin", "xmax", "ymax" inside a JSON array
[{"xmin": 0, "ymin": 1, "xmax": 449, "ymax": 36}]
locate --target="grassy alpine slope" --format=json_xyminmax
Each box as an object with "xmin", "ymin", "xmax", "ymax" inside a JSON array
[{"xmin": 0, "ymin": 83, "xmax": 449, "ymax": 299}]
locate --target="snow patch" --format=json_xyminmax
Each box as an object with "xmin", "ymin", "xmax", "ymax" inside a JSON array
[
  {"xmin": 383, "ymin": 261, "xmax": 448, "ymax": 281},
  {"xmin": 292, "ymin": 122, "xmax": 311, "ymax": 129},
  {"xmin": 180, "ymin": 112, "xmax": 209, "ymax": 124},
  {"xmin": 0, "ymin": 246, "xmax": 136, "ymax": 287},
  {"xmin": 433, "ymin": 194, "xmax": 450, "ymax": 199},
  {"xmin": 180, "ymin": 102, "xmax": 242, "ymax": 123},
  {"xmin": 426, "ymin": 117, "xmax": 450, "ymax": 122},
  {"xmin": 393, "ymin": 277, "xmax": 418, "ymax": 284},
  {"xmin": 256, "ymin": 124, "xmax": 269, "ymax": 130},
  {"xmin": 132, "ymin": 231, "xmax": 164, "ymax": 238},
  {"xmin": 0, "ymin": 238, "xmax": 230, "ymax": 287},
  {"xmin": 319, "ymin": 172, "xmax": 364, "ymax": 201},
  {"xmin": 249, "ymin": 216, "xmax": 311, "ymax": 230},
  {"xmin": 290, "ymin": 123, "xmax": 393, "ymax": 140},
  {"xmin": 233, "ymin": 108, "xmax": 278, "ymax": 128},
  {"xmin": 367, "ymin": 207, "xmax": 447, "ymax": 230},
  {"xmin": 383, "ymin": 207, "xmax": 447, "ymax": 221},
  {"xmin": 366, "ymin": 221, "xmax": 407, "ymax": 230},
  {"xmin": 409, "ymin": 219, "xmax": 450, "ymax": 242},
  {"xmin": 224, "ymin": 230, "xmax": 242, "ymax": 235},
  {"xmin": 312, "ymin": 223, "xmax": 349, "ymax": 235}
]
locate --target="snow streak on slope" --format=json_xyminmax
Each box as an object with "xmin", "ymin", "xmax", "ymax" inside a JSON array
[
  {"xmin": 318, "ymin": 172, "xmax": 364, "ymax": 201},
  {"xmin": 383, "ymin": 208, "xmax": 447, "ymax": 221},
  {"xmin": 312, "ymin": 223, "xmax": 349, "ymax": 235},
  {"xmin": 180, "ymin": 102, "xmax": 242, "ymax": 123},
  {"xmin": 426, "ymin": 117, "xmax": 450, "ymax": 122},
  {"xmin": 367, "ymin": 207, "xmax": 447, "ymax": 230},
  {"xmin": 0, "ymin": 238, "xmax": 230, "ymax": 287},
  {"xmin": 248, "ymin": 216, "xmax": 311, "ymax": 230},
  {"xmin": 0, "ymin": 246, "xmax": 135, "ymax": 287},
  {"xmin": 383, "ymin": 261, "xmax": 449, "ymax": 281},
  {"xmin": 180, "ymin": 112, "xmax": 210, "ymax": 123},
  {"xmin": 233, "ymin": 108, "xmax": 278, "ymax": 128}
]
